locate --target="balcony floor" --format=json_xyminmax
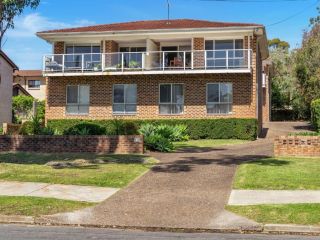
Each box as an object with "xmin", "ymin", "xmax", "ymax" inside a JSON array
[{"xmin": 43, "ymin": 68, "xmax": 252, "ymax": 77}]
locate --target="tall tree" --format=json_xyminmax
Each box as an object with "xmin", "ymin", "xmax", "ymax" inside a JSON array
[{"xmin": 0, "ymin": 0, "xmax": 40, "ymax": 48}]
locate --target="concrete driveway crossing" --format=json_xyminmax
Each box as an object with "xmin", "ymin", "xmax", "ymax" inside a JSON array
[{"xmin": 41, "ymin": 122, "xmax": 311, "ymax": 230}]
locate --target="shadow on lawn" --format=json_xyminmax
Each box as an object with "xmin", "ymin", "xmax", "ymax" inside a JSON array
[
  {"xmin": 151, "ymin": 154, "xmax": 290, "ymax": 173},
  {"xmin": 0, "ymin": 152, "xmax": 149, "ymax": 165}
]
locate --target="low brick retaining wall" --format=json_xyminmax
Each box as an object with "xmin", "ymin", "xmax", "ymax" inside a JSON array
[
  {"xmin": 0, "ymin": 135, "xmax": 144, "ymax": 154},
  {"xmin": 274, "ymin": 136, "xmax": 320, "ymax": 157}
]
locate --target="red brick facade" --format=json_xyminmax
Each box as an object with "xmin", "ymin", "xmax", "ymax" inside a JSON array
[
  {"xmin": 274, "ymin": 136, "xmax": 320, "ymax": 157},
  {"xmin": 46, "ymin": 73, "xmax": 257, "ymax": 120},
  {"xmin": 53, "ymin": 41, "xmax": 65, "ymax": 54},
  {"xmin": 0, "ymin": 135, "xmax": 144, "ymax": 154}
]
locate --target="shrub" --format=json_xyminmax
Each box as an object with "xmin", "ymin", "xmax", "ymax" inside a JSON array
[
  {"xmin": 19, "ymin": 121, "xmax": 34, "ymax": 135},
  {"xmin": 36, "ymin": 100, "xmax": 45, "ymax": 123},
  {"xmin": 144, "ymin": 134, "xmax": 174, "ymax": 152},
  {"xmin": 63, "ymin": 123, "xmax": 107, "ymax": 135},
  {"xmin": 47, "ymin": 118, "xmax": 258, "ymax": 140},
  {"xmin": 0, "ymin": 127, "xmax": 3, "ymax": 135},
  {"xmin": 311, "ymin": 99, "xmax": 320, "ymax": 132},
  {"xmin": 12, "ymin": 95, "xmax": 34, "ymax": 123}
]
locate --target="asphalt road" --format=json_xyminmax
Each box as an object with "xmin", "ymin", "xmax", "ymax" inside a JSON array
[{"xmin": 0, "ymin": 224, "xmax": 318, "ymax": 240}]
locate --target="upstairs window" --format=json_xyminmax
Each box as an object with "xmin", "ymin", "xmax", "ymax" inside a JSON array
[
  {"xmin": 66, "ymin": 85, "xmax": 90, "ymax": 115},
  {"xmin": 205, "ymin": 39, "xmax": 244, "ymax": 68},
  {"xmin": 207, "ymin": 83, "xmax": 233, "ymax": 114},
  {"xmin": 159, "ymin": 84, "xmax": 184, "ymax": 114},
  {"xmin": 113, "ymin": 84, "xmax": 137, "ymax": 114},
  {"xmin": 28, "ymin": 80, "xmax": 41, "ymax": 89},
  {"xmin": 65, "ymin": 45, "xmax": 101, "ymax": 69}
]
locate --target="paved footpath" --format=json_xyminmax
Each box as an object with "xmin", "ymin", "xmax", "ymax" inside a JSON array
[
  {"xmin": 39, "ymin": 122, "xmax": 311, "ymax": 230},
  {"xmin": 0, "ymin": 181, "xmax": 119, "ymax": 203},
  {"xmin": 229, "ymin": 190, "xmax": 320, "ymax": 205}
]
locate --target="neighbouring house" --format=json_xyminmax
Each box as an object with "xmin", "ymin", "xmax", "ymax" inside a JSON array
[
  {"xmin": 13, "ymin": 70, "xmax": 46, "ymax": 100},
  {"xmin": 0, "ymin": 50, "xmax": 18, "ymax": 125},
  {"xmin": 37, "ymin": 19, "xmax": 270, "ymax": 133}
]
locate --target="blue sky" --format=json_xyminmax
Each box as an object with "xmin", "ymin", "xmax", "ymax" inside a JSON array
[{"xmin": 3, "ymin": 0, "xmax": 319, "ymax": 69}]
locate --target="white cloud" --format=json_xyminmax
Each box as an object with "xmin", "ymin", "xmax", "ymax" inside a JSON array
[{"xmin": 7, "ymin": 13, "xmax": 95, "ymax": 38}]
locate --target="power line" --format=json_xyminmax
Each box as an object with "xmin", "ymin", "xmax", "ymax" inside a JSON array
[{"xmin": 267, "ymin": 0, "xmax": 320, "ymax": 27}]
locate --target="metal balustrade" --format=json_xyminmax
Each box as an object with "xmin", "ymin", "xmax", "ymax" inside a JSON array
[{"xmin": 43, "ymin": 49, "xmax": 252, "ymax": 74}]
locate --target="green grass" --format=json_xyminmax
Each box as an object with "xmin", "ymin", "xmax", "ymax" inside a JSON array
[
  {"xmin": 174, "ymin": 139, "xmax": 249, "ymax": 149},
  {"xmin": 233, "ymin": 157, "xmax": 320, "ymax": 190},
  {"xmin": 227, "ymin": 204, "xmax": 320, "ymax": 226},
  {"xmin": 0, "ymin": 196, "xmax": 94, "ymax": 216},
  {"xmin": 0, "ymin": 152, "xmax": 157, "ymax": 188}
]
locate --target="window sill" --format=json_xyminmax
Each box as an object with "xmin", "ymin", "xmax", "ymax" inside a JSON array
[
  {"xmin": 206, "ymin": 112, "xmax": 233, "ymax": 116},
  {"xmin": 112, "ymin": 112, "xmax": 137, "ymax": 116},
  {"xmin": 158, "ymin": 113, "xmax": 184, "ymax": 116},
  {"xmin": 65, "ymin": 113, "xmax": 89, "ymax": 116}
]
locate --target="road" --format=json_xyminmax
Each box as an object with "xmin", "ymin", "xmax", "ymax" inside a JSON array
[{"xmin": 0, "ymin": 224, "xmax": 318, "ymax": 240}]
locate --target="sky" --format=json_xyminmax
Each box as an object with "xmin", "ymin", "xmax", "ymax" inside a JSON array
[{"xmin": 2, "ymin": 0, "xmax": 319, "ymax": 69}]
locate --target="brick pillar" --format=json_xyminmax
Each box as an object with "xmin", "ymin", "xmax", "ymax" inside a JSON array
[
  {"xmin": 263, "ymin": 64, "xmax": 270, "ymax": 122},
  {"xmin": 192, "ymin": 38, "xmax": 205, "ymax": 69},
  {"xmin": 103, "ymin": 40, "xmax": 119, "ymax": 68},
  {"xmin": 53, "ymin": 42, "xmax": 65, "ymax": 54}
]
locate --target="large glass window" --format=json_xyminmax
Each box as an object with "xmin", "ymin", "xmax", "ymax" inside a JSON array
[
  {"xmin": 207, "ymin": 83, "xmax": 232, "ymax": 114},
  {"xmin": 159, "ymin": 84, "xmax": 184, "ymax": 114},
  {"xmin": 113, "ymin": 84, "xmax": 137, "ymax": 114},
  {"xmin": 65, "ymin": 45, "xmax": 101, "ymax": 70},
  {"xmin": 66, "ymin": 85, "xmax": 90, "ymax": 115},
  {"xmin": 205, "ymin": 39, "xmax": 244, "ymax": 68}
]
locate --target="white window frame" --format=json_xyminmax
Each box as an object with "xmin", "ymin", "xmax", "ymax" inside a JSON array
[
  {"xmin": 159, "ymin": 83, "xmax": 184, "ymax": 115},
  {"xmin": 206, "ymin": 83, "xmax": 233, "ymax": 115},
  {"xmin": 28, "ymin": 80, "xmax": 41, "ymax": 89},
  {"xmin": 112, "ymin": 84, "xmax": 137, "ymax": 115},
  {"xmin": 66, "ymin": 85, "xmax": 90, "ymax": 115}
]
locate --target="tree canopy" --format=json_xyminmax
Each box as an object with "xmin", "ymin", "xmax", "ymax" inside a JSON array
[{"xmin": 0, "ymin": 0, "xmax": 40, "ymax": 48}]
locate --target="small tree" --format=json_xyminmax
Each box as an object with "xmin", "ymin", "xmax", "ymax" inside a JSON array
[{"xmin": 0, "ymin": 0, "xmax": 40, "ymax": 48}]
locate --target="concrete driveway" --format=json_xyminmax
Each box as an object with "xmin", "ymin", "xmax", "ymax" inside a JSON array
[{"xmin": 42, "ymin": 122, "xmax": 310, "ymax": 230}]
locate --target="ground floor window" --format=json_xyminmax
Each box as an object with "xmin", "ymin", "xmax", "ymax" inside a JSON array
[
  {"xmin": 66, "ymin": 85, "xmax": 90, "ymax": 115},
  {"xmin": 207, "ymin": 83, "xmax": 233, "ymax": 114},
  {"xmin": 113, "ymin": 84, "xmax": 137, "ymax": 114},
  {"xmin": 159, "ymin": 84, "xmax": 184, "ymax": 114}
]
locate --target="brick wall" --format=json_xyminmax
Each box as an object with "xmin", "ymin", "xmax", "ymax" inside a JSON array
[
  {"xmin": 46, "ymin": 73, "xmax": 257, "ymax": 120},
  {"xmin": 54, "ymin": 42, "xmax": 65, "ymax": 54},
  {"xmin": 0, "ymin": 135, "xmax": 144, "ymax": 154},
  {"xmin": 274, "ymin": 136, "xmax": 320, "ymax": 157},
  {"xmin": 192, "ymin": 38, "xmax": 205, "ymax": 68}
]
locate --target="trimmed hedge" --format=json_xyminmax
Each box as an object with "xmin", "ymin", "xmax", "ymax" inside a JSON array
[
  {"xmin": 47, "ymin": 118, "xmax": 258, "ymax": 140},
  {"xmin": 311, "ymin": 99, "xmax": 320, "ymax": 132}
]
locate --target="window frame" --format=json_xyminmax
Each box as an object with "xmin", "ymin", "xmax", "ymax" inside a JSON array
[
  {"xmin": 28, "ymin": 80, "xmax": 41, "ymax": 89},
  {"xmin": 112, "ymin": 84, "xmax": 137, "ymax": 115},
  {"xmin": 159, "ymin": 83, "xmax": 184, "ymax": 115},
  {"xmin": 206, "ymin": 83, "xmax": 233, "ymax": 115},
  {"xmin": 65, "ymin": 85, "xmax": 90, "ymax": 115}
]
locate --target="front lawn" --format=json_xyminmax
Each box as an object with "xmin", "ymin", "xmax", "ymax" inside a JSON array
[
  {"xmin": 233, "ymin": 157, "xmax": 320, "ymax": 190},
  {"xmin": 227, "ymin": 204, "xmax": 320, "ymax": 226},
  {"xmin": 0, "ymin": 196, "xmax": 94, "ymax": 216},
  {"xmin": 174, "ymin": 139, "xmax": 249, "ymax": 150},
  {"xmin": 0, "ymin": 152, "xmax": 157, "ymax": 188}
]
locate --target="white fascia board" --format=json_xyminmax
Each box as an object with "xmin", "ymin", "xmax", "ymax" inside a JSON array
[{"xmin": 37, "ymin": 26, "xmax": 262, "ymax": 43}]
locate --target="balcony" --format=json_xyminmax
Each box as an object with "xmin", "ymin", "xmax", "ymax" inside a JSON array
[{"xmin": 43, "ymin": 49, "xmax": 252, "ymax": 76}]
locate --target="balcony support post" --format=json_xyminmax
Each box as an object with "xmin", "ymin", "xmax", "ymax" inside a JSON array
[
  {"xmin": 248, "ymin": 49, "xmax": 251, "ymax": 69},
  {"xmin": 183, "ymin": 51, "xmax": 186, "ymax": 71},
  {"xmin": 62, "ymin": 55, "xmax": 65, "ymax": 73},
  {"xmin": 121, "ymin": 53, "xmax": 124, "ymax": 72},
  {"xmin": 162, "ymin": 52, "xmax": 165, "ymax": 71},
  {"xmin": 226, "ymin": 50, "xmax": 229, "ymax": 69},
  {"xmin": 81, "ymin": 54, "xmax": 84, "ymax": 72},
  {"xmin": 204, "ymin": 51, "xmax": 207, "ymax": 70},
  {"xmin": 101, "ymin": 54, "xmax": 105, "ymax": 73},
  {"xmin": 191, "ymin": 52, "xmax": 194, "ymax": 70}
]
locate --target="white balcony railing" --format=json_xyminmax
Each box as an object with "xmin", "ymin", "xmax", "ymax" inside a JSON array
[{"xmin": 43, "ymin": 49, "xmax": 252, "ymax": 74}]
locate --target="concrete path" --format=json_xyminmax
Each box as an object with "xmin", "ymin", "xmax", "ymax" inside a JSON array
[
  {"xmin": 40, "ymin": 122, "xmax": 311, "ymax": 230},
  {"xmin": 229, "ymin": 190, "xmax": 320, "ymax": 205},
  {"xmin": 0, "ymin": 181, "xmax": 119, "ymax": 203}
]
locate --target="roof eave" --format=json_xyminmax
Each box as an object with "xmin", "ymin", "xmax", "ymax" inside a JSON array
[{"xmin": 37, "ymin": 25, "xmax": 264, "ymax": 42}]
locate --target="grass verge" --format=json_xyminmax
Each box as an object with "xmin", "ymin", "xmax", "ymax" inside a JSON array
[
  {"xmin": 174, "ymin": 139, "xmax": 249, "ymax": 150},
  {"xmin": 0, "ymin": 196, "xmax": 94, "ymax": 217},
  {"xmin": 233, "ymin": 157, "xmax": 320, "ymax": 190},
  {"xmin": 0, "ymin": 152, "xmax": 157, "ymax": 188},
  {"xmin": 227, "ymin": 204, "xmax": 320, "ymax": 226}
]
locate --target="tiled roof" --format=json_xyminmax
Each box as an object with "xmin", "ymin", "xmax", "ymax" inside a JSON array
[
  {"xmin": 14, "ymin": 70, "xmax": 42, "ymax": 77},
  {"xmin": 37, "ymin": 19, "xmax": 263, "ymax": 34}
]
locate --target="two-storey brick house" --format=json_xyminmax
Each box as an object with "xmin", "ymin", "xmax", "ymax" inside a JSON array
[{"xmin": 37, "ymin": 19, "xmax": 269, "ymax": 133}]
